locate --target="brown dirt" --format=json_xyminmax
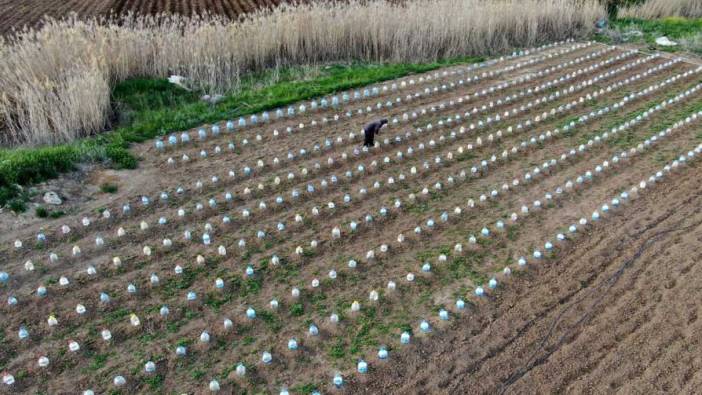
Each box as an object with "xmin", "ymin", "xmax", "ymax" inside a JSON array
[
  {"xmin": 0, "ymin": 0, "xmax": 288, "ymax": 35},
  {"xmin": 349, "ymin": 163, "xmax": 702, "ymax": 395},
  {"xmin": 1, "ymin": 42, "xmax": 701, "ymax": 394}
]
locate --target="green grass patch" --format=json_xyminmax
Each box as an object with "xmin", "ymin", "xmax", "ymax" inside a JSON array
[
  {"xmin": 448, "ymin": 254, "xmax": 488, "ymax": 285},
  {"xmin": 328, "ymin": 339, "xmax": 346, "ymax": 359},
  {"xmin": 8, "ymin": 198, "xmax": 26, "ymax": 213},
  {"xmin": 88, "ymin": 353, "xmax": 109, "ymax": 371},
  {"xmin": 289, "ymin": 303, "xmax": 304, "ymax": 317},
  {"xmin": 100, "ymin": 182, "xmax": 118, "ymax": 193},
  {"xmin": 614, "ymin": 17, "xmax": 702, "ymax": 40},
  {"xmin": 35, "ymin": 206, "xmax": 48, "ymax": 218},
  {"xmin": 144, "ymin": 373, "xmax": 165, "ymax": 391},
  {"xmin": 595, "ymin": 17, "xmax": 702, "ymax": 53},
  {"xmin": 49, "ymin": 209, "xmax": 66, "ymax": 218},
  {"xmin": 258, "ymin": 310, "xmax": 283, "ymax": 332}
]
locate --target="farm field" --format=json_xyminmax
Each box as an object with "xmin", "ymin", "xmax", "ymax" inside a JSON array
[
  {"xmin": 0, "ymin": 0, "xmax": 285, "ymax": 35},
  {"xmin": 352, "ymin": 165, "xmax": 702, "ymax": 393},
  {"xmin": 1, "ymin": 39, "xmax": 702, "ymax": 394}
]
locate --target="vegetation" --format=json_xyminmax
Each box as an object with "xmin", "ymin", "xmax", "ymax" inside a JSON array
[
  {"xmin": 594, "ymin": 16, "xmax": 702, "ymax": 54},
  {"xmin": 99, "ymin": 182, "xmax": 118, "ymax": 194},
  {"xmin": 0, "ymin": 0, "xmax": 603, "ymax": 146},
  {"xmin": 0, "ymin": 57, "xmax": 482, "ymax": 208},
  {"xmin": 35, "ymin": 206, "xmax": 48, "ymax": 218},
  {"xmin": 619, "ymin": 0, "xmax": 702, "ymax": 19},
  {"xmin": 2, "ymin": 28, "xmax": 700, "ymax": 392}
]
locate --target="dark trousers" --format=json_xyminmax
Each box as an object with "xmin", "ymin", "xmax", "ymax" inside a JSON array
[{"xmin": 364, "ymin": 132, "xmax": 374, "ymax": 147}]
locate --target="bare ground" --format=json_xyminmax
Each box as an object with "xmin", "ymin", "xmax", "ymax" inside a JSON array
[
  {"xmin": 0, "ymin": 42, "xmax": 701, "ymax": 394},
  {"xmin": 349, "ymin": 164, "xmax": 702, "ymax": 394}
]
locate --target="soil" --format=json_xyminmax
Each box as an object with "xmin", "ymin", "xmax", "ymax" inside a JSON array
[
  {"xmin": 348, "ymin": 163, "xmax": 702, "ymax": 394},
  {"xmin": 0, "ymin": 0, "xmax": 288, "ymax": 35},
  {"xmin": 1, "ymin": 42, "xmax": 701, "ymax": 394}
]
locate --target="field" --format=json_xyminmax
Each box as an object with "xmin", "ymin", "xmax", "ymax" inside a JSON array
[
  {"xmin": 0, "ymin": 0, "xmax": 287, "ymax": 35},
  {"xmin": 1, "ymin": 39, "xmax": 702, "ymax": 394}
]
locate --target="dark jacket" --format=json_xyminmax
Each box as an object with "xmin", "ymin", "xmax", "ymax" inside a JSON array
[
  {"xmin": 363, "ymin": 119, "xmax": 388, "ymax": 147},
  {"xmin": 364, "ymin": 119, "xmax": 388, "ymax": 136}
]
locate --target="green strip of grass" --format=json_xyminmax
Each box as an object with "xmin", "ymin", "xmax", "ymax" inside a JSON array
[
  {"xmin": 0, "ymin": 56, "xmax": 483, "ymax": 209},
  {"xmin": 594, "ymin": 16, "xmax": 702, "ymax": 50}
]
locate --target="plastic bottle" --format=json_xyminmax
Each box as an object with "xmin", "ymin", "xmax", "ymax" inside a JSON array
[{"xmin": 262, "ymin": 351, "xmax": 272, "ymax": 364}]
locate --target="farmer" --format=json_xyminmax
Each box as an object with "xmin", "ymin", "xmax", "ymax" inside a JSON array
[{"xmin": 363, "ymin": 119, "xmax": 388, "ymax": 147}]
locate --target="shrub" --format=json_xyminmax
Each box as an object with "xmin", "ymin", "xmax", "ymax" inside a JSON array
[
  {"xmin": 8, "ymin": 198, "xmax": 26, "ymax": 213},
  {"xmin": 35, "ymin": 206, "xmax": 48, "ymax": 218}
]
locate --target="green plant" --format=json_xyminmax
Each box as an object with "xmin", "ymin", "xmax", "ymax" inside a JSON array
[
  {"xmin": 35, "ymin": 206, "xmax": 48, "ymax": 218},
  {"xmin": 100, "ymin": 182, "xmax": 118, "ymax": 193},
  {"xmin": 290, "ymin": 303, "xmax": 304, "ymax": 317},
  {"xmin": 0, "ymin": 56, "xmax": 486, "ymax": 207},
  {"xmin": 8, "ymin": 198, "xmax": 26, "ymax": 213},
  {"xmin": 49, "ymin": 210, "xmax": 65, "ymax": 218}
]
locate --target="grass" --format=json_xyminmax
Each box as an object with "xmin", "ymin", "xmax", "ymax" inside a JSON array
[
  {"xmin": 594, "ymin": 16, "xmax": 702, "ymax": 52},
  {"xmin": 88, "ymin": 353, "xmax": 109, "ymax": 371},
  {"xmin": 48, "ymin": 210, "xmax": 65, "ymax": 218},
  {"xmin": 100, "ymin": 182, "xmax": 118, "ymax": 193},
  {"xmin": 0, "ymin": 56, "xmax": 482, "ymax": 210},
  {"xmin": 290, "ymin": 303, "xmax": 305, "ymax": 317},
  {"xmin": 35, "ymin": 206, "xmax": 48, "ymax": 218},
  {"xmin": 617, "ymin": 16, "xmax": 702, "ymax": 38}
]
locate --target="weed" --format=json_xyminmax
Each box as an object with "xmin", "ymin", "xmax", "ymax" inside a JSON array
[
  {"xmin": 35, "ymin": 206, "xmax": 48, "ymax": 218},
  {"xmin": 144, "ymin": 374, "xmax": 164, "ymax": 390},
  {"xmin": 290, "ymin": 303, "xmax": 304, "ymax": 317},
  {"xmin": 88, "ymin": 353, "xmax": 109, "ymax": 371},
  {"xmin": 191, "ymin": 369, "xmax": 206, "ymax": 380},
  {"xmin": 258, "ymin": 310, "xmax": 283, "ymax": 332},
  {"xmin": 49, "ymin": 210, "xmax": 66, "ymax": 218},
  {"xmin": 100, "ymin": 182, "xmax": 118, "ymax": 193},
  {"xmin": 7, "ymin": 198, "xmax": 26, "ymax": 213},
  {"xmin": 328, "ymin": 339, "xmax": 346, "ymax": 359}
]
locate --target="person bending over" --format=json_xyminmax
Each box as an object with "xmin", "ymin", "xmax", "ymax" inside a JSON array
[{"xmin": 363, "ymin": 119, "xmax": 388, "ymax": 147}]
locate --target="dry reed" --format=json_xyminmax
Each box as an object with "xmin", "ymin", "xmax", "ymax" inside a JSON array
[
  {"xmin": 620, "ymin": 0, "xmax": 702, "ymax": 19},
  {"xmin": 0, "ymin": 0, "xmax": 605, "ymax": 147}
]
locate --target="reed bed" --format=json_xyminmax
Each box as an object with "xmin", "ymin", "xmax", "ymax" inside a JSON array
[
  {"xmin": 620, "ymin": 0, "xmax": 702, "ymax": 19},
  {"xmin": 0, "ymin": 0, "xmax": 605, "ymax": 146}
]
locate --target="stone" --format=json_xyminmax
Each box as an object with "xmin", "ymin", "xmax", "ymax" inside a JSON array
[
  {"xmin": 655, "ymin": 36, "xmax": 677, "ymax": 47},
  {"xmin": 43, "ymin": 191, "xmax": 62, "ymax": 205}
]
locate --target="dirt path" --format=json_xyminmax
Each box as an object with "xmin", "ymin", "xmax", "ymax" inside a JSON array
[{"xmin": 349, "ymin": 164, "xmax": 702, "ymax": 394}]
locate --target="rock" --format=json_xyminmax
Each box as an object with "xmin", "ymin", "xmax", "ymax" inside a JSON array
[
  {"xmin": 655, "ymin": 36, "xmax": 677, "ymax": 46},
  {"xmin": 43, "ymin": 191, "xmax": 62, "ymax": 205}
]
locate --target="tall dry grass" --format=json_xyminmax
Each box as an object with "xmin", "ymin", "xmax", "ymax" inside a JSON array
[
  {"xmin": 620, "ymin": 0, "xmax": 702, "ymax": 19},
  {"xmin": 0, "ymin": 0, "xmax": 605, "ymax": 147}
]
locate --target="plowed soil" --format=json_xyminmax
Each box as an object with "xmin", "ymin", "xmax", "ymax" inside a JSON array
[
  {"xmin": 1, "ymin": 42, "xmax": 701, "ymax": 394},
  {"xmin": 349, "ymin": 164, "xmax": 702, "ymax": 394},
  {"xmin": 0, "ymin": 0, "xmax": 286, "ymax": 35}
]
